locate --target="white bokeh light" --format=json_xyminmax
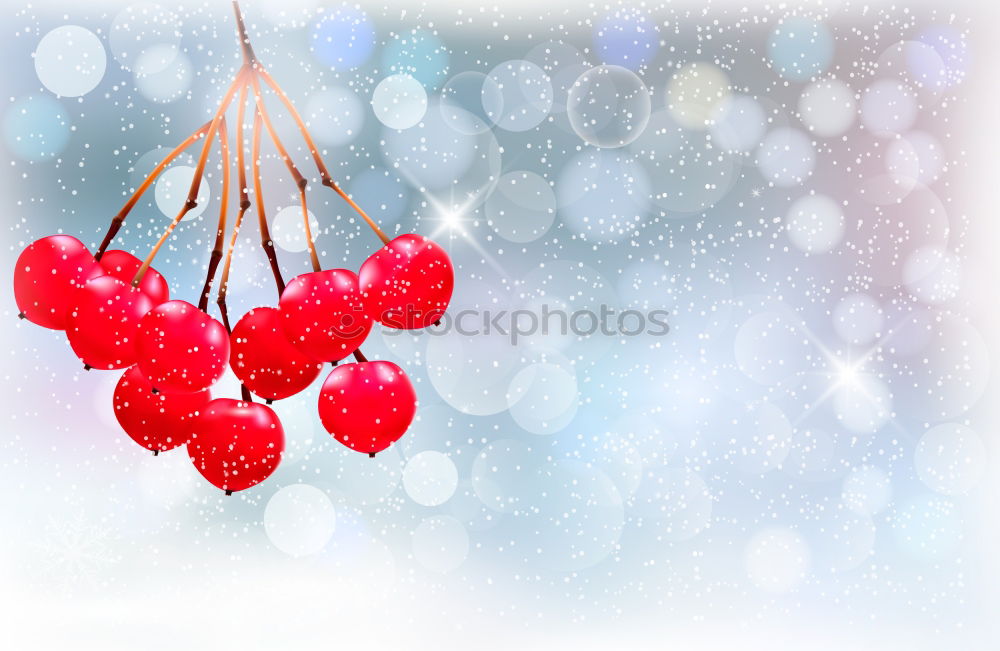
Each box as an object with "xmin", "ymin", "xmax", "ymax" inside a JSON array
[
  {"xmin": 271, "ymin": 205, "xmax": 321, "ymax": 253},
  {"xmin": 666, "ymin": 62, "xmax": 731, "ymax": 129},
  {"xmin": 154, "ymin": 165, "xmax": 210, "ymax": 221},
  {"xmin": 785, "ymin": 194, "xmax": 844, "ymax": 253},
  {"xmin": 264, "ymin": 484, "xmax": 336, "ymax": 557},
  {"xmin": 34, "ymin": 25, "xmax": 107, "ymax": 97},
  {"xmin": 402, "ymin": 451, "xmax": 459, "ymax": 506},
  {"xmin": 371, "ymin": 74, "xmax": 428, "ymax": 130},
  {"xmin": 798, "ymin": 78, "xmax": 856, "ymax": 137}
]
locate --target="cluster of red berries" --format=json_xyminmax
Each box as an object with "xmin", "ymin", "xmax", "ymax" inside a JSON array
[{"xmin": 14, "ymin": 233, "xmax": 453, "ymax": 494}]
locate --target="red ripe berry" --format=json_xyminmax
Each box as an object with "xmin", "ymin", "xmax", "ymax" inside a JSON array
[
  {"xmin": 113, "ymin": 365, "xmax": 210, "ymax": 453},
  {"xmin": 318, "ymin": 360, "xmax": 417, "ymax": 456},
  {"xmin": 278, "ymin": 269, "xmax": 372, "ymax": 362},
  {"xmin": 359, "ymin": 234, "xmax": 454, "ymax": 329},
  {"xmin": 13, "ymin": 235, "xmax": 103, "ymax": 330},
  {"xmin": 97, "ymin": 249, "xmax": 170, "ymax": 306},
  {"xmin": 136, "ymin": 300, "xmax": 230, "ymax": 394},
  {"xmin": 66, "ymin": 275, "xmax": 155, "ymax": 369},
  {"xmin": 187, "ymin": 398, "xmax": 284, "ymax": 494},
  {"xmin": 231, "ymin": 306, "xmax": 323, "ymax": 401}
]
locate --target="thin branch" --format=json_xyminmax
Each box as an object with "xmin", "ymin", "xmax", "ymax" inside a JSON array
[
  {"xmin": 256, "ymin": 67, "xmax": 391, "ymax": 246},
  {"xmin": 231, "ymin": 1, "xmax": 256, "ymax": 65},
  {"xmin": 96, "ymin": 121, "xmax": 212, "ymax": 259},
  {"xmin": 250, "ymin": 74, "xmax": 321, "ymax": 272},
  {"xmin": 132, "ymin": 70, "xmax": 248, "ymax": 287},
  {"xmin": 217, "ymin": 84, "xmax": 251, "ymax": 320},
  {"xmin": 197, "ymin": 116, "xmax": 230, "ymax": 312},
  {"xmin": 251, "ymin": 104, "xmax": 286, "ymax": 296}
]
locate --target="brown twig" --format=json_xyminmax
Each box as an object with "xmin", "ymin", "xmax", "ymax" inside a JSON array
[
  {"xmin": 232, "ymin": 1, "xmax": 256, "ymax": 65},
  {"xmin": 95, "ymin": 121, "xmax": 213, "ymax": 260},
  {"xmin": 217, "ymin": 83, "xmax": 251, "ymax": 327},
  {"xmin": 132, "ymin": 70, "xmax": 248, "ymax": 287},
  {"xmin": 197, "ymin": 116, "xmax": 230, "ymax": 312}
]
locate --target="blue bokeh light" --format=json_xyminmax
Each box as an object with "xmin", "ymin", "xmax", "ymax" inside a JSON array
[{"xmin": 310, "ymin": 5, "xmax": 376, "ymax": 70}]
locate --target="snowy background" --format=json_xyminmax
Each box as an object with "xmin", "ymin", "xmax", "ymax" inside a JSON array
[{"xmin": 2, "ymin": 0, "xmax": 1000, "ymax": 648}]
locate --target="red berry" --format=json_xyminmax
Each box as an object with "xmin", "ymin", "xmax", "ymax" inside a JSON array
[
  {"xmin": 318, "ymin": 360, "xmax": 417, "ymax": 456},
  {"xmin": 66, "ymin": 275, "xmax": 155, "ymax": 369},
  {"xmin": 231, "ymin": 306, "xmax": 323, "ymax": 401},
  {"xmin": 359, "ymin": 234, "xmax": 453, "ymax": 329},
  {"xmin": 278, "ymin": 269, "xmax": 372, "ymax": 362},
  {"xmin": 136, "ymin": 300, "xmax": 230, "ymax": 394},
  {"xmin": 13, "ymin": 235, "xmax": 102, "ymax": 330},
  {"xmin": 187, "ymin": 398, "xmax": 284, "ymax": 493},
  {"xmin": 97, "ymin": 250, "xmax": 170, "ymax": 306},
  {"xmin": 113, "ymin": 365, "xmax": 210, "ymax": 453}
]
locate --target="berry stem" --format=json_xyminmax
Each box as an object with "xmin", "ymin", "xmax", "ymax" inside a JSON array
[
  {"xmin": 256, "ymin": 67, "xmax": 391, "ymax": 246},
  {"xmin": 216, "ymin": 82, "xmax": 256, "ymax": 406},
  {"xmin": 250, "ymin": 74, "xmax": 321, "ymax": 273},
  {"xmin": 251, "ymin": 104, "xmax": 286, "ymax": 296},
  {"xmin": 197, "ymin": 116, "xmax": 231, "ymax": 312},
  {"xmin": 217, "ymin": 83, "xmax": 251, "ymax": 319},
  {"xmin": 95, "ymin": 120, "xmax": 212, "ymax": 260},
  {"xmin": 353, "ymin": 349, "xmax": 368, "ymax": 363},
  {"xmin": 231, "ymin": 1, "xmax": 256, "ymax": 65},
  {"xmin": 132, "ymin": 70, "xmax": 249, "ymax": 288}
]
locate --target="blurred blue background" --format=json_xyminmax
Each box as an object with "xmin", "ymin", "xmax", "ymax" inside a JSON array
[{"xmin": 1, "ymin": 1, "xmax": 998, "ymax": 648}]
